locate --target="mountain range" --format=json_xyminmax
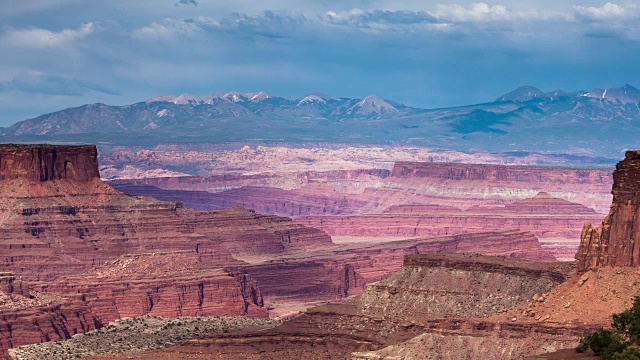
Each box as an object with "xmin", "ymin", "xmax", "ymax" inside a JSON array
[{"xmin": 3, "ymin": 84, "xmax": 640, "ymax": 157}]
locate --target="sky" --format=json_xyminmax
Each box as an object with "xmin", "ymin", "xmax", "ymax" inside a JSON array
[{"xmin": 1, "ymin": 0, "xmax": 640, "ymax": 126}]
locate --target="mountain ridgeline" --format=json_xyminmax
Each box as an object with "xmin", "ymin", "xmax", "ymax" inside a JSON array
[{"xmin": 3, "ymin": 85, "xmax": 640, "ymax": 157}]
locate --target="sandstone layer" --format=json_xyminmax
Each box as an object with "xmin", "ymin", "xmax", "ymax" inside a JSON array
[
  {"xmin": 577, "ymin": 150, "xmax": 640, "ymax": 270},
  {"xmin": 226, "ymin": 230, "xmax": 555, "ymax": 309},
  {"xmin": 105, "ymin": 253, "xmax": 580, "ymax": 360},
  {"xmin": 110, "ymin": 159, "xmax": 612, "ymax": 264},
  {"xmin": 298, "ymin": 192, "xmax": 601, "ymax": 239},
  {"xmin": 0, "ymin": 144, "xmax": 100, "ymax": 182},
  {"xmin": 0, "ymin": 273, "xmax": 101, "ymax": 355},
  {"xmin": 297, "ymin": 192, "xmax": 603, "ymax": 260}
]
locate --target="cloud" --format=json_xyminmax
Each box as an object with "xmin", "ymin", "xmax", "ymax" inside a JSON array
[
  {"xmin": 429, "ymin": 2, "xmax": 571, "ymax": 23},
  {"xmin": 0, "ymin": 71, "xmax": 117, "ymax": 96},
  {"xmin": 132, "ymin": 18, "xmax": 202, "ymax": 40},
  {"xmin": 175, "ymin": 0, "xmax": 198, "ymax": 7},
  {"xmin": 1, "ymin": 23, "xmax": 94, "ymax": 48},
  {"xmin": 4, "ymin": 2, "xmax": 640, "ymax": 127},
  {"xmin": 324, "ymin": 9, "xmax": 437, "ymax": 25},
  {"xmin": 574, "ymin": 2, "xmax": 629, "ymax": 20}
]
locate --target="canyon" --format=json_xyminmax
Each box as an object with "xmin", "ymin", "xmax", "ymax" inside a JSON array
[
  {"xmin": 92, "ymin": 253, "xmax": 585, "ymax": 360},
  {"xmin": 62, "ymin": 146, "xmax": 640, "ymax": 360},
  {"xmin": 108, "ymin": 150, "xmax": 612, "ymax": 261},
  {"xmin": 0, "ymin": 144, "xmax": 566, "ymax": 357}
]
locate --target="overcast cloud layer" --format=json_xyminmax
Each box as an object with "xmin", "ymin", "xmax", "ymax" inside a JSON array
[{"xmin": 1, "ymin": 0, "xmax": 639, "ymax": 126}]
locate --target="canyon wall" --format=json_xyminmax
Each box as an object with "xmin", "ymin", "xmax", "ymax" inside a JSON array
[
  {"xmin": 0, "ymin": 144, "xmax": 99, "ymax": 182},
  {"xmin": 110, "ymin": 160, "xmax": 614, "ymax": 216},
  {"xmin": 117, "ymin": 253, "xmax": 580, "ymax": 360},
  {"xmin": 0, "ymin": 273, "xmax": 102, "ymax": 354},
  {"xmin": 298, "ymin": 193, "xmax": 603, "ymax": 261},
  {"xmin": 0, "ymin": 144, "xmax": 324, "ymax": 354},
  {"xmin": 577, "ymin": 150, "xmax": 640, "ymax": 270},
  {"xmin": 0, "ymin": 144, "xmax": 564, "ymax": 357},
  {"xmin": 391, "ymin": 161, "xmax": 610, "ymax": 184},
  {"xmin": 226, "ymin": 230, "xmax": 555, "ymax": 307}
]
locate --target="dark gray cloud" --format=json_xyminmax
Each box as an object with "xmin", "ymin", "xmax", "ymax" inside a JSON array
[
  {"xmin": 175, "ymin": 0, "xmax": 198, "ymax": 7},
  {"xmin": 0, "ymin": 73, "xmax": 118, "ymax": 96}
]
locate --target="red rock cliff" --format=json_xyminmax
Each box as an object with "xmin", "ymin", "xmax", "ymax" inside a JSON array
[
  {"xmin": 0, "ymin": 144, "xmax": 99, "ymax": 182},
  {"xmin": 577, "ymin": 150, "xmax": 640, "ymax": 270},
  {"xmin": 391, "ymin": 161, "xmax": 609, "ymax": 184}
]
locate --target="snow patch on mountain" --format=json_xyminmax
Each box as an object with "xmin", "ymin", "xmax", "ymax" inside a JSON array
[
  {"xmin": 348, "ymin": 95, "xmax": 398, "ymax": 116},
  {"xmin": 298, "ymin": 94, "xmax": 328, "ymax": 105}
]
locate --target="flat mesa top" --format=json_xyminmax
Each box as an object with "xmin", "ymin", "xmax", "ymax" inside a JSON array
[
  {"xmin": 404, "ymin": 253, "xmax": 575, "ymax": 274},
  {"xmin": 0, "ymin": 144, "xmax": 95, "ymax": 149}
]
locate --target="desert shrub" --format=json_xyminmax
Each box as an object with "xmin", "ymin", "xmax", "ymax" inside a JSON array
[
  {"xmin": 576, "ymin": 339, "xmax": 589, "ymax": 353},
  {"xmin": 612, "ymin": 347, "xmax": 640, "ymax": 360},
  {"xmin": 578, "ymin": 296, "xmax": 640, "ymax": 359},
  {"xmin": 614, "ymin": 297, "xmax": 640, "ymax": 344},
  {"xmin": 584, "ymin": 329, "xmax": 628, "ymax": 358}
]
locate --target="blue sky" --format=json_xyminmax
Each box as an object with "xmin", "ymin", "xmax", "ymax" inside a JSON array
[{"xmin": 1, "ymin": 0, "xmax": 639, "ymax": 126}]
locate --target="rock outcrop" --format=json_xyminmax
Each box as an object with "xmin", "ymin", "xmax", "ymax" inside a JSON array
[
  {"xmin": 0, "ymin": 144, "xmax": 99, "ymax": 182},
  {"xmin": 391, "ymin": 161, "xmax": 610, "ymax": 184},
  {"xmin": 0, "ymin": 275, "xmax": 101, "ymax": 355},
  {"xmin": 577, "ymin": 150, "xmax": 640, "ymax": 270}
]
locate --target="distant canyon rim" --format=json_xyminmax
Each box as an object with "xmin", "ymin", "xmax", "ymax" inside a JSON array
[{"xmin": 100, "ymin": 143, "xmax": 614, "ymax": 262}]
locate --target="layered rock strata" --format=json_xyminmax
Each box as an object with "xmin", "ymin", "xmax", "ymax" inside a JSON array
[
  {"xmin": 391, "ymin": 161, "xmax": 610, "ymax": 184},
  {"xmin": 112, "ymin": 253, "xmax": 578, "ymax": 360},
  {"xmin": 298, "ymin": 193, "xmax": 603, "ymax": 261},
  {"xmin": 0, "ymin": 144, "xmax": 100, "ymax": 182},
  {"xmin": 0, "ymin": 144, "xmax": 329, "ymax": 355},
  {"xmin": 577, "ymin": 150, "xmax": 640, "ymax": 270},
  {"xmin": 0, "ymin": 274, "xmax": 101, "ymax": 355},
  {"xmin": 0, "ymin": 144, "xmax": 572, "ymax": 357},
  {"xmin": 225, "ymin": 230, "xmax": 555, "ymax": 306},
  {"xmin": 109, "ymin": 161, "xmax": 613, "ymax": 216}
]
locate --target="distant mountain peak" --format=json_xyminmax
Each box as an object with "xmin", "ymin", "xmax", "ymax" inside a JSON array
[
  {"xmin": 496, "ymin": 86, "xmax": 545, "ymax": 102},
  {"xmin": 248, "ymin": 91, "xmax": 271, "ymax": 101},
  {"xmin": 148, "ymin": 91, "xmax": 275, "ymax": 105},
  {"xmin": 298, "ymin": 94, "xmax": 328, "ymax": 105},
  {"xmin": 349, "ymin": 95, "xmax": 398, "ymax": 116},
  {"xmin": 146, "ymin": 94, "xmax": 179, "ymax": 104},
  {"xmin": 583, "ymin": 84, "xmax": 640, "ymax": 104},
  {"xmin": 222, "ymin": 92, "xmax": 245, "ymax": 102},
  {"xmin": 146, "ymin": 93, "xmax": 200, "ymax": 105}
]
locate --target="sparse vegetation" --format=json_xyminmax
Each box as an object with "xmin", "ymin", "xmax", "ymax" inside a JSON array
[
  {"xmin": 577, "ymin": 296, "xmax": 640, "ymax": 359},
  {"xmin": 9, "ymin": 316, "xmax": 280, "ymax": 360}
]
